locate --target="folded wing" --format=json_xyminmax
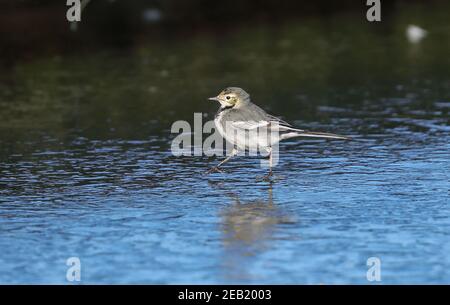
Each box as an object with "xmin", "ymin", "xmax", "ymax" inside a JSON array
[{"xmin": 230, "ymin": 118, "xmax": 350, "ymax": 140}]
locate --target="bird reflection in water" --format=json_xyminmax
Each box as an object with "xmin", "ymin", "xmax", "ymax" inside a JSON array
[{"xmin": 210, "ymin": 181, "xmax": 296, "ymax": 282}]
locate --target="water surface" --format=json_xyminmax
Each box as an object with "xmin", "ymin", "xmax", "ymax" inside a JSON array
[{"xmin": 0, "ymin": 4, "xmax": 449, "ymax": 284}]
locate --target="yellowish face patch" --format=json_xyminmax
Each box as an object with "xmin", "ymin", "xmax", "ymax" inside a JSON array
[{"xmin": 218, "ymin": 91, "xmax": 238, "ymax": 107}]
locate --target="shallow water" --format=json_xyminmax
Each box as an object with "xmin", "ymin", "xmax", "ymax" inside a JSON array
[{"xmin": 1, "ymin": 4, "xmax": 450, "ymax": 284}]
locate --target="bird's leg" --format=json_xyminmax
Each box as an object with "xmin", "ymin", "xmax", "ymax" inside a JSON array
[
  {"xmin": 206, "ymin": 148, "xmax": 237, "ymax": 174},
  {"xmin": 258, "ymin": 148, "xmax": 273, "ymax": 182},
  {"xmin": 268, "ymin": 151, "xmax": 273, "ymax": 177},
  {"xmin": 263, "ymin": 150, "xmax": 273, "ymax": 181}
]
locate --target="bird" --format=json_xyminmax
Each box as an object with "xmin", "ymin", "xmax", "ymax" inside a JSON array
[{"xmin": 207, "ymin": 87, "xmax": 350, "ymax": 180}]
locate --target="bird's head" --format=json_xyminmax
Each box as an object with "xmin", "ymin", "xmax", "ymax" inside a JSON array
[{"xmin": 208, "ymin": 87, "xmax": 250, "ymax": 108}]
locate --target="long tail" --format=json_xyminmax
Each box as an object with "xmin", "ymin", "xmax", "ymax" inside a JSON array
[{"xmin": 281, "ymin": 130, "xmax": 351, "ymax": 140}]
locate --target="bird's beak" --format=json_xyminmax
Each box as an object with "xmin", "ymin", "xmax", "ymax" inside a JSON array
[{"xmin": 208, "ymin": 96, "xmax": 220, "ymax": 102}]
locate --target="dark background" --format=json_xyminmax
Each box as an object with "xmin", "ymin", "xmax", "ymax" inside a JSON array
[{"xmin": 0, "ymin": 0, "xmax": 437, "ymax": 63}]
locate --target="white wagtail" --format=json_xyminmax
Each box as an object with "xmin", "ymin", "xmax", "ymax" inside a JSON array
[{"xmin": 207, "ymin": 87, "xmax": 350, "ymax": 180}]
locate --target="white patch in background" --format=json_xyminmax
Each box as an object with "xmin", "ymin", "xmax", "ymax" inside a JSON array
[
  {"xmin": 406, "ymin": 24, "xmax": 428, "ymax": 44},
  {"xmin": 142, "ymin": 8, "xmax": 163, "ymax": 23}
]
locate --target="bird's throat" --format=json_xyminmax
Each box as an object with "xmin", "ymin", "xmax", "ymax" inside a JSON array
[{"xmin": 218, "ymin": 104, "xmax": 233, "ymax": 113}]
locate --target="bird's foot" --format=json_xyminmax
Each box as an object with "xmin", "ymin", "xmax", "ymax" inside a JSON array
[
  {"xmin": 205, "ymin": 166, "xmax": 225, "ymax": 175},
  {"xmin": 256, "ymin": 171, "xmax": 273, "ymax": 182}
]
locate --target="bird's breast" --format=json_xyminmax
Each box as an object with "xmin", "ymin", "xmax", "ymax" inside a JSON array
[{"xmin": 214, "ymin": 112, "xmax": 227, "ymax": 139}]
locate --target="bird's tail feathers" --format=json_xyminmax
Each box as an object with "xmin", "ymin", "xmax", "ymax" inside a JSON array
[{"xmin": 281, "ymin": 130, "xmax": 351, "ymax": 140}]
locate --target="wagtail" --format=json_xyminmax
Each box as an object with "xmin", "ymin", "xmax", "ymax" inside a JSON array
[{"xmin": 208, "ymin": 87, "xmax": 350, "ymax": 180}]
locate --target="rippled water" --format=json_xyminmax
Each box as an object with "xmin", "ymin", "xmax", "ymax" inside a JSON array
[
  {"xmin": 1, "ymin": 98, "xmax": 449, "ymax": 284},
  {"xmin": 1, "ymin": 3, "xmax": 450, "ymax": 284}
]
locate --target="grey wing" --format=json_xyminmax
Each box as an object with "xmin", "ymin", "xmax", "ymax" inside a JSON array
[
  {"xmin": 222, "ymin": 103, "xmax": 349, "ymax": 141},
  {"xmin": 242, "ymin": 103, "xmax": 299, "ymax": 129},
  {"xmin": 266, "ymin": 114, "xmax": 296, "ymax": 130},
  {"xmin": 224, "ymin": 103, "xmax": 302, "ymax": 134}
]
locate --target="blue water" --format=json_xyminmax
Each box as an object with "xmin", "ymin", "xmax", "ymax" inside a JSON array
[
  {"xmin": 1, "ymin": 98, "xmax": 449, "ymax": 283},
  {"xmin": 1, "ymin": 3, "xmax": 450, "ymax": 283}
]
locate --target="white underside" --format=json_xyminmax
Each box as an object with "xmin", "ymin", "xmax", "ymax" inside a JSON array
[{"xmin": 214, "ymin": 114, "xmax": 276, "ymax": 153}]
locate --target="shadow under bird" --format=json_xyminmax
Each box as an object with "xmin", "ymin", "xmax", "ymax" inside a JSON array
[{"xmin": 208, "ymin": 87, "xmax": 351, "ymax": 180}]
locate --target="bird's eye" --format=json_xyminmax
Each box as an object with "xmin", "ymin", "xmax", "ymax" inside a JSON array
[{"xmin": 226, "ymin": 96, "xmax": 231, "ymax": 100}]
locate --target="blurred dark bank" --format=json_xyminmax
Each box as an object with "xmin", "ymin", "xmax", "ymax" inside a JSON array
[{"xmin": 0, "ymin": 0, "xmax": 449, "ymax": 284}]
